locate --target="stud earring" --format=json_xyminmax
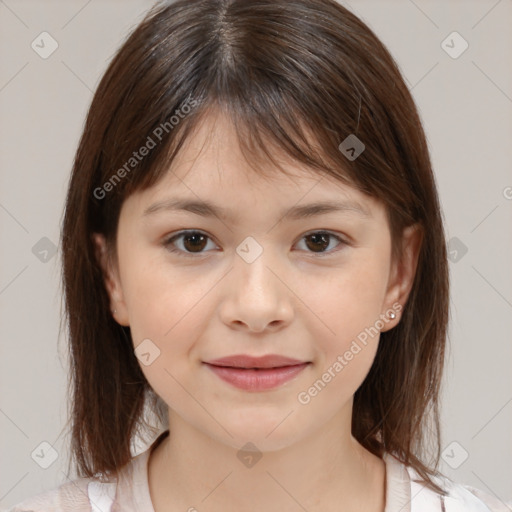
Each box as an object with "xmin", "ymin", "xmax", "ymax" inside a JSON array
[{"xmin": 388, "ymin": 311, "xmax": 396, "ymax": 319}]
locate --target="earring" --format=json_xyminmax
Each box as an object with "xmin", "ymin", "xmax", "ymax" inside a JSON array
[
  {"xmin": 389, "ymin": 311, "xmax": 396, "ymax": 319},
  {"xmin": 113, "ymin": 309, "xmax": 117, "ymax": 315}
]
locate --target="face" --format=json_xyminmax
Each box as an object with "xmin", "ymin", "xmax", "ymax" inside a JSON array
[{"xmin": 94, "ymin": 112, "xmax": 420, "ymax": 452}]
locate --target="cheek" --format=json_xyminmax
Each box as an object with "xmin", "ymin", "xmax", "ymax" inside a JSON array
[
  {"xmin": 119, "ymin": 249, "xmax": 218, "ymax": 364},
  {"xmin": 306, "ymin": 252, "xmax": 390, "ymax": 340},
  {"xmin": 294, "ymin": 256, "xmax": 389, "ymax": 412},
  {"xmin": 120, "ymin": 256, "xmax": 215, "ymax": 407},
  {"xmin": 120, "ymin": 245, "xmax": 193, "ymax": 330}
]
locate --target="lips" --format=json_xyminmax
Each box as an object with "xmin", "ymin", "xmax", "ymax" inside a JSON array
[
  {"xmin": 205, "ymin": 354, "xmax": 307, "ymax": 369},
  {"xmin": 203, "ymin": 354, "xmax": 311, "ymax": 391}
]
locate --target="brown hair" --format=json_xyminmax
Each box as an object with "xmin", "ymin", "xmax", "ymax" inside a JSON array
[{"xmin": 59, "ymin": 0, "xmax": 449, "ymax": 495}]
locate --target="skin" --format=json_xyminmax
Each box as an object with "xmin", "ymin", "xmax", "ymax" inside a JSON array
[{"xmin": 93, "ymin": 111, "xmax": 422, "ymax": 512}]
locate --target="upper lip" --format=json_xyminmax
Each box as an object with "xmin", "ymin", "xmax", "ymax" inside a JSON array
[{"xmin": 205, "ymin": 354, "xmax": 309, "ymax": 369}]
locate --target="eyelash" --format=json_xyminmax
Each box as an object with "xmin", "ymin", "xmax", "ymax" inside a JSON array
[{"xmin": 163, "ymin": 230, "xmax": 349, "ymax": 258}]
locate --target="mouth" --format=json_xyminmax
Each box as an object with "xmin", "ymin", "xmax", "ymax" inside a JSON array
[
  {"xmin": 203, "ymin": 355, "xmax": 311, "ymax": 391},
  {"xmin": 204, "ymin": 354, "xmax": 310, "ymax": 369}
]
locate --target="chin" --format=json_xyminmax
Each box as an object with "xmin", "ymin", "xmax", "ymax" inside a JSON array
[
  {"xmin": 217, "ymin": 429, "xmax": 300, "ymax": 454},
  {"xmin": 211, "ymin": 413, "xmax": 305, "ymax": 451}
]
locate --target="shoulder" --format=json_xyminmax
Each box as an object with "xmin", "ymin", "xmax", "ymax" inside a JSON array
[
  {"xmin": 3, "ymin": 476, "xmax": 117, "ymax": 512},
  {"xmin": 406, "ymin": 465, "xmax": 512, "ymax": 512},
  {"xmin": 4, "ymin": 435, "xmax": 161, "ymax": 512}
]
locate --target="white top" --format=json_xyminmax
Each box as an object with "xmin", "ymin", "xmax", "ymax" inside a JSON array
[{"xmin": 5, "ymin": 430, "xmax": 510, "ymax": 512}]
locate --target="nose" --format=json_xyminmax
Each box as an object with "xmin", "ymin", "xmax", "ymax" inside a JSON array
[{"xmin": 218, "ymin": 251, "xmax": 294, "ymax": 333}]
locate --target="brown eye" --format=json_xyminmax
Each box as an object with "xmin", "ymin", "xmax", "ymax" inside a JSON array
[
  {"xmin": 304, "ymin": 233, "xmax": 330, "ymax": 252},
  {"xmin": 297, "ymin": 231, "xmax": 346, "ymax": 255},
  {"xmin": 182, "ymin": 233, "xmax": 207, "ymax": 252},
  {"xmin": 164, "ymin": 231, "xmax": 215, "ymax": 255}
]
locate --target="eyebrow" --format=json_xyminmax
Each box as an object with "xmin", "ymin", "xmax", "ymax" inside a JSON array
[{"xmin": 142, "ymin": 197, "xmax": 371, "ymax": 222}]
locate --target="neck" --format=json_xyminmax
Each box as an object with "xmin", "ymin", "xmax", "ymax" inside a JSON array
[{"xmin": 148, "ymin": 405, "xmax": 386, "ymax": 512}]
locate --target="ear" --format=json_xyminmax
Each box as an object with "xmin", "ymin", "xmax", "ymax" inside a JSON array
[
  {"xmin": 91, "ymin": 233, "xmax": 130, "ymax": 326},
  {"xmin": 380, "ymin": 223, "xmax": 423, "ymax": 332}
]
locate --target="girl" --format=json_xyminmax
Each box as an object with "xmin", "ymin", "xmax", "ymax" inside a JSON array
[{"xmin": 8, "ymin": 0, "xmax": 509, "ymax": 510}]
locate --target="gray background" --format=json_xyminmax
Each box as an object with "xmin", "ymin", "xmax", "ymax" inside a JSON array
[{"xmin": 1, "ymin": 0, "xmax": 511, "ymax": 509}]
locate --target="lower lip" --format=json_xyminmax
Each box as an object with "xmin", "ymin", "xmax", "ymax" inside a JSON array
[{"xmin": 204, "ymin": 363, "xmax": 310, "ymax": 391}]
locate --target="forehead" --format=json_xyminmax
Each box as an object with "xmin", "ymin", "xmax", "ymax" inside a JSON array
[{"xmin": 125, "ymin": 110, "xmax": 386, "ymax": 221}]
